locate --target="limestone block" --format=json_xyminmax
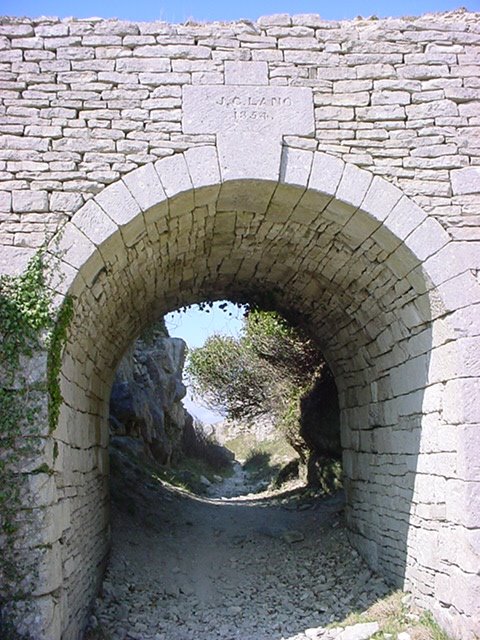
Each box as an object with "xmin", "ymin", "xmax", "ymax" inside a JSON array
[
  {"xmin": 361, "ymin": 176, "xmax": 403, "ymax": 223},
  {"xmin": 437, "ymin": 271, "xmax": 480, "ymax": 314},
  {"xmin": 384, "ymin": 196, "xmax": 427, "ymax": 242},
  {"xmin": 406, "ymin": 217, "xmax": 450, "ymax": 261},
  {"xmin": 322, "ymin": 197, "xmax": 355, "ymax": 227},
  {"xmin": 421, "ymin": 243, "xmax": 467, "ymax": 290},
  {"xmin": 224, "ymin": 60, "xmax": 268, "ymax": 85},
  {"xmin": 257, "ymin": 14, "xmax": 292, "ymax": 26},
  {"xmin": 341, "ymin": 210, "xmax": 382, "ymax": 250},
  {"xmin": 451, "ymin": 166, "xmax": 480, "ymax": 195},
  {"xmin": 97, "ymin": 446, "xmax": 109, "ymax": 475},
  {"xmin": 406, "ymin": 100, "xmax": 458, "ymax": 120},
  {"xmin": 390, "ymin": 354, "xmax": 429, "ymax": 396},
  {"xmin": 33, "ymin": 542, "xmax": 63, "ymax": 596},
  {"xmin": 413, "ymin": 527, "xmax": 439, "ymax": 568},
  {"xmin": 182, "ymin": 85, "xmax": 314, "ymax": 138},
  {"xmin": 122, "ymin": 163, "xmax": 167, "ymax": 212},
  {"xmin": 0, "ymin": 22, "xmax": 34, "ymax": 36},
  {"xmin": 217, "ymin": 177, "xmax": 277, "ymax": 215},
  {"xmin": 356, "ymin": 105, "xmax": 405, "ymax": 121},
  {"xmin": 280, "ymin": 146, "xmax": 313, "ymax": 188},
  {"xmin": 451, "ymin": 565, "xmax": 480, "ymax": 619},
  {"xmin": 268, "ymin": 183, "xmax": 304, "ymax": 220},
  {"xmin": 50, "ymin": 192, "xmax": 83, "ymax": 212},
  {"xmin": 356, "ymin": 63, "xmax": 398, "ymax": 81},
  {"xmin": 217, "ymin": 131, "xmax": 283, "ymax": 185},
  {"xmin": 53, "ymin": 222, "xmax": 98, "ymax": 271},
  {"xmin": 337, "ymin": 622, "xmax": 380, "ymax": 640},
  {"xmin": 431, "ymin": 340, "xmax": 468, "ymax": 387},
  {"xmin": 315, "ymin": 105, "xmax": 354, "ymax": 121},
  {"xmin": 336, "ymin": 162, "xmax": 373, "ymax": 209},
  {"xmin": 371, "ymin": 224, "xmax": 402, "ymax": 255},
  {"xmin": 116, "ymin": 58, "xmax": 170, "ymax": 72},
  {"xmin": 12, "ymin": 190, "xmax": 48, "ymax": 213},
  {"xmin": 94, "ymin": 180, "xmax": 142, "ymax": 227},
  {"xmin": 0, "ymin": 244, "xmax": 36, "ymax": 276},
  {"xmin": 456, "ymin": 337, "xmax": 480, "ymax": 378},
  {"xmin": 399, "ymin": 64, "xmax": 450, "ymax": 80},
  {"xmin": 71, "ymin": 200, "xmax": 117, "ymax": 247},
  {"xmin": 134, "ymin": 44, "xmax": 211, "ymax": 59},
  {"xmin": 0, "ymin": 190, "xmax": 12, "ymax": 211},
  {"xmin": 184, "ymin": 145, "xmax": 221, "ymax": 207},
  {"xmin": 446, "ymin": 479, "xmax": 480, "ymax": 529},
  {"xmin": 192, "ymin": 71, "xmax": 223, "ymax": 84},
  {"xmin": 372, "ymin": 90, "xmax": 411, "ymax": 105},
  {"xmin": 447, "ymin": 300, "xmax": 480, "ymax": 343},
  {"xmin": 155, "ymin": 153, "xmax": 194, "ymax": 212},
  {"xmin": 138, "ymin": 71, "xmax": 189, "ymax": 84},
  {"xmin": 457, "ymin": 424, "xmax": 480, "ymax": 485},
  {"xmin": 308, "ymin": 152, "xmax": 344, "ymax": 198},
  {"xmin": 279, "ymin": 36, "xmax": 323, "ymax": 51},
  {"xmin": 26, "ymin": 473, "xmax": 58, "ymax": 508},
  {"xmin": 43, "ymin": 253, "xmax": 81, "ymax": 300},
  {"xmin": 416, "ymin": 451, "xmax": 455, "ymax": 478}
]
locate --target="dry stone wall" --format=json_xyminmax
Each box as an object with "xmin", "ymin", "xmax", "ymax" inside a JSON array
[
  {"xmin": 0, "ymin": 9, "xmax": 479, "ymax": 259},
  {"xmin": 0, "ymin": 10, "xmax": 479, "ymax": 640}
]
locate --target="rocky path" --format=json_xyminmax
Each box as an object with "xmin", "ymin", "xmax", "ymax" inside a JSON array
[
  {"xmin": 91, "ymin": 460, "xmax": 391, "ymax": 640},
  {"xmin": 205, "ymin": 461, "xmax": 268, "ymax": 498}
]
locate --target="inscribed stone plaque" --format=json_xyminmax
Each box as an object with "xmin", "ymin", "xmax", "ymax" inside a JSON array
[
  {"xmin": 183, "ymin": 85, "xmax": 314, "ymax": 137},
  {"xmin": 183, "ymin": 83, "xmax": 314, "ymax": 184}
]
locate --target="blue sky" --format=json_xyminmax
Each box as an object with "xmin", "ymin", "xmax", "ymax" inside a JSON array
[
  {"xmin": 166, "ymin": 302, "xmax": 245, "ymax": 351},
  {"xmin": 165, "ymin": 302, "xmax": 246, "ymax": 424},
  {"xmin": 3, "ymin": 0, "xmax": 478, "ymax": 22}
]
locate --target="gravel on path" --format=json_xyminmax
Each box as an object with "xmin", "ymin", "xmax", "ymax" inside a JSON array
[{"xmin": 91, "ymin": 462, "xmax": 391, "ymax": 640}]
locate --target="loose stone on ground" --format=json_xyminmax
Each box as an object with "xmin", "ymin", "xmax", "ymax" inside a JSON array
[{"xmin": 91, "ymin": 462, "xmax": 391, "ymax": 640}]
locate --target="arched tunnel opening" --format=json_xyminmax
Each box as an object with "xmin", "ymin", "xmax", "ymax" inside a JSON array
[
  {"xmin": 32, "ymin": 148, "xmax": 472, "ymax": 640},
  {"xmin": 107, "ymin": 299, "xmax": 343, "ymax": 496},
  {"xmin": 109, "ymin": 301, "xmax": 341, "ymax": 490},
  {"xmin": 61, "ymin": 181, "xmax": 431, "ymax": 637},
  {"xmin": 99, "ymin": 300, "xmax": 362, "ymax": 639}
]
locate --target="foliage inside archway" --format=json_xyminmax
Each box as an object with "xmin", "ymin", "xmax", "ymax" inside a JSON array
[{"xmin": 187, "ymin": 309, "xmax": 342, "ymax": 488}]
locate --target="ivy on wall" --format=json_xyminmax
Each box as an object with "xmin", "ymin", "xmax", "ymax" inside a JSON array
[{"xmin": 0, "ymin": 251, "xmax": 73, "ymax": 634}]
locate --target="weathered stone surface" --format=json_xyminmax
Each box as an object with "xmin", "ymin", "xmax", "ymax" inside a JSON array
[
  {"xmin": 0, "ymin": 244, "xmax": 35, "ymax": 275},
  {"xmin": 224, "ymin": 60, "xmax": 268, "ymax": 85},
  {"xmin": 183, "ymin": 85, "xmax": 314, "ymax": 137},
  {"xmin": 110, "ymin": 322, "xmax": 188, "ymax": 465},
  {"xmin": 451, "ymin": 167, "xmax": 480, "ymax": 195},
  {"xmin": 12, "ymin": 190, "xmax": 48, "ymax": 212},
  {"xmin": 94, "ymin": 180, "xmax": 141, "ymax": 226},
  {"xmin": 0, "ymin": 11, "xmax": 479, "ymax": 640},
  {"xmin": 71, "ymin": 200, "xmax": 117, "ymax": 246},
  {"xmin": 122, "ymin": 163, "xmax": 166, "ymax": 212}
]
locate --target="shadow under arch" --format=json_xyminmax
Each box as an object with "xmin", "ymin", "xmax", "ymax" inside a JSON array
[{"xmin": 43, "ymin": 147, "xmax": 478, "ymax": 640}]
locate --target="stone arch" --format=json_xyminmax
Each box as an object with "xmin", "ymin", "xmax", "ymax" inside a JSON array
[{"xmin": 35, "ymin": 146, "xmax": 479, "ymax": 640}]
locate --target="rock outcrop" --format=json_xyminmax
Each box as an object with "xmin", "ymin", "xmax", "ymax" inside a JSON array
[
  {"xmin": 109, "ymin": 322, "xmax": 190, "ymax": 465},
  {"xmin": 207, "ymin": 414, "xmax": 277, "ymax": 446}
]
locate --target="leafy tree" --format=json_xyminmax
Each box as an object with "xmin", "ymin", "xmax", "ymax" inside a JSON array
[
  {"xmin": 187, "ymin": 309, "xmax": 337, "ymax": 470},
  {"xmin": 187, "ymin": 332, "xmax": 272, "ymax": 420}
]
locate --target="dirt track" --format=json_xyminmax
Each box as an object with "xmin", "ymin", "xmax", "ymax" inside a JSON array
[{"xmin": 90, "ymin": 460, "xmax": 390, "ymax": 640}]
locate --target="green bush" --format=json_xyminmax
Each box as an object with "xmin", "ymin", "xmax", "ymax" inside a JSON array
[{"xmin": 187, "ymin": 308, "xmax": 342, "ymax": 487}]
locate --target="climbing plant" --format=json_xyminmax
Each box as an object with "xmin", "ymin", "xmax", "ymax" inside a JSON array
[{"xmin": 0, "ymin": 250, "xmax": 73, "ymax": 633}]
